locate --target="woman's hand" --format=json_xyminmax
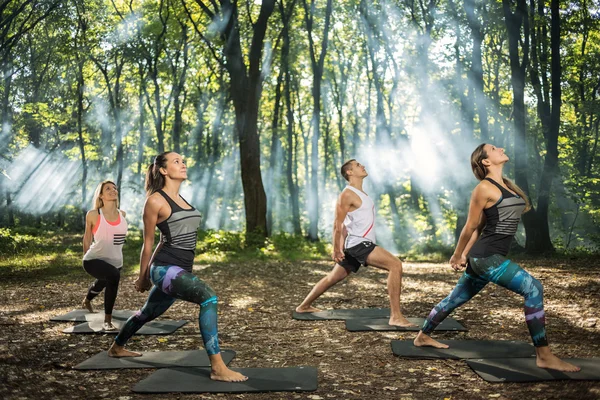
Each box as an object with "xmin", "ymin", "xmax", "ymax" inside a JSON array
[
  {"xmin": 449, "ymin": 253, "xmax": 467, "ymax": 271},
  {"xmin": 134, "ymin": 276, "xmax": 152, "ymax": 293}
]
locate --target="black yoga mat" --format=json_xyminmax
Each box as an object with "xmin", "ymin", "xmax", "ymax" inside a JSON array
[
  {"xmin": 292, "ymin": 308, "xmax": 391, "ymax": 320},
  {"xmin": 132, "ymin": 366, "xmax": 318, "ymax": 393},
  {"xmin": 391, "ymin": 340, "xmax": 535, "ymax": 359},
  {"xmin": 467, "ymin": 358, "xmax": 600, "ymax": 382},
  {"xmin": 346, "ymin": 317, "xmax": 467, "ymax": 332},
  {"xmin": 51, "ymin": 309, "xmax": 136, "ymax": 322},
  {"xmin": 74, "ymin": 349, "xmax": 236, "ymax": 370},
  {"xmin": 63, "ymin": 318, "xmax": 187, "ymax": 334}
]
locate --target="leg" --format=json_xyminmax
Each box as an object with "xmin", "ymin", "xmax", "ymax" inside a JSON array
[
  {"xmin": 415, "ymin": 269, "xmax": 487, "ymax": 348},
  {"xmin": 83, "ymin": 259, "xmax": 110, "ymax": 313},
  {"xmin": 102, "ymin": 266, "xmax": 121, "ymax": 327},
  {"xmin": 109, "ymin": 285, "xmax": 176, "ymax": 357},
  {"xmin": 151, "ymin": 265, "xmax": 247, "ymax": 382},
  {"xmin": 365, "ymin": 246, "xmax": 413, "ymax": 327},
  {"xmin": 296, "ymin": 264, "xmax": 350, "ymax": 313},
  {"xmin": 483, "ymin": 259, "xmax": 579, "ymax": 372}
]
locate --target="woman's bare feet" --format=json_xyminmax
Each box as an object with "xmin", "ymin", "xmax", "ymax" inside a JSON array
[
  {"xmin": 210, "ymin": 365, "xmax": 248, "ymax": 382},
  {"xmin": 295, "ymin": 306, "xmax": 321, "ymax": 313},
  {"xmin": 107, "ymin": 342, "xmax": 142, "ymax": 358},
  {"xmin": 82, "ymin": 298, "xmax": 94, "ymax": 313},
  {"xmin": 536, "ymin": 347, "xmax": 580, "ymax": 372},
  {"xmin": 389, "ymin": 315, "xmax": 417, "ymax": 327},
  {"xmin": 413, "ymin": 331, "xmax": 449, "ymax": 348}
]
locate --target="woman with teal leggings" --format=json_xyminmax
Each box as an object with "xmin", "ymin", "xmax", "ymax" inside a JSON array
[
  {"xmin": 107, "ymin": 151, "xmax": 247, "ymax": 382},
  {"xmin": 414, "ymin": 143, "xmax": 580, "ymax": 372}
]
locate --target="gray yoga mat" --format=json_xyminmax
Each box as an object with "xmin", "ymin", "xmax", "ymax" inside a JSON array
[
  {"xmin": 74, "ymin": 349, "xmax": 236, "ymax": 370},
  {"xmin": 63, "ymin": 318, "xmax": 187, "ymax": 334},
  {"xmin": 346, "ymin": 317, "xmax": 467, "ymax": 332},
  {"xmin": 467, "ymin": 358, "xmax": 600, "ymax": 382},
  {"xmin": 391, "ymin": 340, "xmax": 535, "ymax": 359},
  {"xmin": 293, "ymin": 308, "xmax": 390, "ymax": 320},
  {"xmin": 132, "ymin": 366, "xmax": 318, "ymax": 393},
  {"xmin": 51, "ymin": 309, "xmax": 136, "ymax": 322}
]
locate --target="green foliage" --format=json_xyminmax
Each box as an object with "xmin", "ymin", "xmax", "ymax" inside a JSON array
[{"xmin": 0, "ymin": 228, "xmax": 44, "ymax": 255}]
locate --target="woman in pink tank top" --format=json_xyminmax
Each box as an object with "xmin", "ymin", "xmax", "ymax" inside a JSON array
[{"xmin": 82, "ymin": 180, "xmax": 128, "ymax": 331}]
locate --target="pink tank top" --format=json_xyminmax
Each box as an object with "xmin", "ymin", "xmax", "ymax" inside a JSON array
[{"xmin": 83, "ymin": 209, "xmax": 128, "ymax": 268}]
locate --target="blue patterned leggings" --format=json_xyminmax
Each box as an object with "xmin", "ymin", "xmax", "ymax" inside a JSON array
[
  {"xmin": 115, "ymin": 264, "xmax": 220, "ymax": 355},
  {"xmin": 422, "ymin": 254, "xmax": 548, "ymax": 347}
]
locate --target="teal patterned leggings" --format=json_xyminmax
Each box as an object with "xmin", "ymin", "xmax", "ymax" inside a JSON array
[
  {"xmin": 115, "ymin": 264, "xmax": 220, "ymax": 355},
  {"xmin": 422, "ymin": 254, "xmax": 548, "ymax": 347}
]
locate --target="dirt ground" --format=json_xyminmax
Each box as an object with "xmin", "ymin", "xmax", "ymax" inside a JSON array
[{"xmin": 1, "ymin": 258, "xmax": 599, "ymax": 400}]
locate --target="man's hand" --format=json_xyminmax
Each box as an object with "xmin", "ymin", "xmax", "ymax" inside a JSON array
[
  {"xmin": 449, "ymin": 254, "xmax": 467, "ymax": 271},
  {"xmin": 134, "ymin": 276, "xmax": 152, "ymax": 293},
  {"xmin": 332, "ymin": 249, "xmax": 345, "ymax": 264}
]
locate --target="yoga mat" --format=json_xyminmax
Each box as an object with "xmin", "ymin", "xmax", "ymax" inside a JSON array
[
  {"xmin": 293, "ymin": 308, "xmax": 391, "ymax": 321},
  {"xmin": 346, "ymin": 317, "xmax": 467, "ymax": 332},
  {"xmin": 132, "ymin": 366, "xmax": 318, "ymax": 393},
  {"xmin": 63, "ymin": 318, "xmax": 187, "ymax": 334},
  {"xmin": 51, "ymin": 309, "xmax": 136, "ymax": 322},
  {"xmin": 467, "ymin": 358, "xmax": 600, "ymax": 382},
  {"xmin": 391, "ymin": 340, "xmax": 535, "ymax": 359},
  {"xmin": 74, "ymin": 349, "xmax": 236, "ymax": 370}
]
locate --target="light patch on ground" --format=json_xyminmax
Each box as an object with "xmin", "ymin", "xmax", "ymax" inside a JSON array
[{"xmin": 228, "ymin": 296, "xmax": 260, "ymax": 309}]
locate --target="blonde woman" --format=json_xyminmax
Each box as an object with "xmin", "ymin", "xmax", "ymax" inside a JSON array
[{"xmin": 82, "ymin": 180, "xmax": 127, "ymax": 331}]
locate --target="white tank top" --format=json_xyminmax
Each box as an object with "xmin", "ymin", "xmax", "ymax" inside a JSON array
[
  {"xmin": 343, "ymin": 185, "xmax": 376, "ymax": 248},
  {"xmin": 83, "ymin": 209, "xmax": 128, "ymax": 268}
]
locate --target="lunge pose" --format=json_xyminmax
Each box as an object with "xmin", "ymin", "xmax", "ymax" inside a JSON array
[
  {"xmin": 107, "ymin": 151, "xmax": 247, "ymax": 382},
  {"xmin": 414, "ymin": 144, "xmax": 580, "ymax": 372},
  {"xmin": 82, "ymin": 180, "xmax": 127, "ymax": 331},
  {"xmin": 296, "ymin": 160, "xmax": 414, "ymax": 327}
]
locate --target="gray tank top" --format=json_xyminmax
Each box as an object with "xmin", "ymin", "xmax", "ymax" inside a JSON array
[{"xmin": 153, "ymin": 190, "xmax": 202, "ymax": 271}]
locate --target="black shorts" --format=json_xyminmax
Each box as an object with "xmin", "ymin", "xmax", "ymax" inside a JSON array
[{"xmin": 338, "ymin": 241, "xmax": 377, "ymax": 273}]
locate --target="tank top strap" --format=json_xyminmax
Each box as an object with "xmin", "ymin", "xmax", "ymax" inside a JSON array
[
  {"xmin": 345, "ymin": 185, "xmax": 366, "ymax": 199},
  {"xmin": 484, "ymin": 177, "xmax": 507, "ymax": 192},
  {"xmin": 157, "ymin": 189, "xmax": 182, "ymax": 212}
]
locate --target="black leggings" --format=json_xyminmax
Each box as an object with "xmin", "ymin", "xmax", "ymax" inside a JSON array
[{"xmin": 83, "ymin": 259, "xmax": 121, "ymax": 315}]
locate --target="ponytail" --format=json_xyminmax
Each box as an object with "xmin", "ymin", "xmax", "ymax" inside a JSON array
[{"xmin": 145, "ymin": 152, "xmax": 172, "ymax": 196}]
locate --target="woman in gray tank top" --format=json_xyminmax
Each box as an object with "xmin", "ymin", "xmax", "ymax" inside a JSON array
[
  {"xmin": 107, "ymin": 151, "xmax": 247, "ymax": 382},
  {"xmin": 414, "ymin": 144, "xmax": 580, "ymax": 373}
]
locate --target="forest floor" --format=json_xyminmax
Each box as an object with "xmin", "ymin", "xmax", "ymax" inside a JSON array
[{"xmin": 1, "ymin": 257, "xmax": 599, "ymax": 400}]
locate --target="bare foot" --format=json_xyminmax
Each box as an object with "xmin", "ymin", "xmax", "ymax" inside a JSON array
[
  {"xmin": 107, "ymin": 343, "xmax": 142, "ymax": 358},
  {"xmin": 536, "ymin": 354, "xmax": 580, "ymax": 372},
  {"xmin": 82, "ymin": 299, "xmax": 94, "ymax": 313},
  {"xmin": 210, "ymin": 366, "xmax": 248, "ymax": 382},
  {"xmin": 389, "ymin": 316, "xmax": 418, "ymax": 327},
  {"xmin": 295, "ymin": 306, "xmax": 321, "ymax": 313},
  {"xmin": 413, "ymin": 332, "xmax": 449, "ymax": 349}
]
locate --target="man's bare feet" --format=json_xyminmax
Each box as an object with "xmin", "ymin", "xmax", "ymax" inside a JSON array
[
  {"xmin": 82, "ymin": 299, "xmax": 94, "ymax": 313},
  {"xmin": 389, "ymin": 316, "xmax": 417, "ymax": 328},
  {"xmin": 536, "ymin": 350, "xmax": 580, "ymax": 372},
  {"xmin": 295, "ymin": 306, "xmax": 321, "ymax": 313},
  {"xmin": 413, "ymin": 331, "xmax": 449, "ymax": 348},
  {"xmin": 107, "ymin": 343, "xmax": 142, "ymax": 358},
  {"xmin": 210, "ymin": 366, "xmax": 248, "ymax": 382}
]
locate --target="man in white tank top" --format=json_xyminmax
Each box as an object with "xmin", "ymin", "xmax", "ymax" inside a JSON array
[{"xmin": 296, "ymin": 159, "xmax": 415, "ymax": 327}]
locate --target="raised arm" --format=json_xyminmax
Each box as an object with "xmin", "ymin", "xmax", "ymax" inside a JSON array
[{"xmin": 450, "ymin": 184, "xmax": 490, "ymax": 270}]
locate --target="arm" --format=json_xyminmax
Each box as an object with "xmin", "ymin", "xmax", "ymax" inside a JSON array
[
  {"xmin": 332, "ymin": 192, "xmax": 353, "ymax": 263},
  {"xmin": 82, "ymin": 210, "xmax": 97, "ymax": 255},
  {"xmin": 461, "ymin": 213, "xmax": 486, "ymax": 259},
  {"xmin": 450, "ymin": 185, "xmax": 490, "ymax": 270},
  {"xmin": 135, "ymin": 197, "xmax": 161, "ymax": 292}
]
